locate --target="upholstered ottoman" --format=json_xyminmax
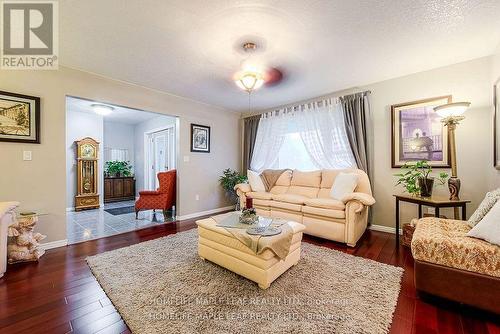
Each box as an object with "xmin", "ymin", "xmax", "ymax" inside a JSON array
[{"xmin": 196, "ymin": 216, "xmax": 305, "ymax": 289}]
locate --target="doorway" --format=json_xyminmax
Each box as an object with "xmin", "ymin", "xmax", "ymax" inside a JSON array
[
  {"xmin": 65, "ymin": 96, "xmax": 179, "ymax": 244},
  {"xmin": 145, "ymin": 126, "xmax": 176, "ymax": 190}
]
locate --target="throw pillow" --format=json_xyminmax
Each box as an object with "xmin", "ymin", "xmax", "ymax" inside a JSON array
[
  {"xmin": 468, "ymin": 188, "xmax": 500, "ymax": 227},
  {"xmin": 247, "ymin": 170, "xmax": 265, "ymax": 192},
  {"xmin": 467, "ymin": 200, "xmax": 500, "ymax": 246},
  {"xmin": 330, "ymin": 172, "xmax": 359, "ymax": 201}
]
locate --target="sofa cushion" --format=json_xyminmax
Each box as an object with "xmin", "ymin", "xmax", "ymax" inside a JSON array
[
  {"xmin": 270, "ymin": 201, "xmax": 303, "ymax": 212},
  {"xmin": 321, "ymin": 169, "xmax": 372, "ymax": 196},
  {"xmin": 290, "ymin": 170, "xmax": 321, "ymax": 187},
  {"xmin": 253, "ymin": 199, "xmax": 272, "ymax": 208},
  {"xmin": 304, "ymin": 198, "xmax": 345, "ymax": 210},
  {"xmin": 269, "ymin": 185, "xmax": 288, "ymax": 195},
  {"xmin": 247, "ymin": 170, "xmax": 265, "ymax": 192},
  {"xmin": 330, "ymin": 172, "xmax": 359, "ymax": 200},
  {"xmin": 467, "ymin": 200, "xmax": 500, "ymax": 246},
  {"xmin": 272, "ymin": 194, "xmax": 309, "ymax": 205},
  {"xmin": 412, "ymin": 217, "xmax": 500, "ymax": 278},
  {"xmin": 287, "ymin": 186, "xmax": 319, "ymax": 198},
  {"xmin": 247, "ymin": 191, "xmax": 273, "ymax": 200},
  {"xmin": 302, "ymin": 206, "xmax": 345, "ymax": 219},
  {"xmin": 275, "ymin": 170, "xmax": 293, "ymax": 186}
]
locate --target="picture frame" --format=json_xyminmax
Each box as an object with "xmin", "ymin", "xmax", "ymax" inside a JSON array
[
  {"xmin": 391, "ymin": 96, "xmax": 451, "ymax": 168},
  {"xmin": 494, "ymin": 78, "xmax": 500, "ymax": 169},
  {"xmin": 0, "ymin": 90, "xmax": 40, "ymax": 144},
  {"xmin": 190, "ymin": 123, "xmax": 210, "ymax": 153}
]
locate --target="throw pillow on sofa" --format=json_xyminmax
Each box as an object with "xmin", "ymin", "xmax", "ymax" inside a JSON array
[
  {"xmin": 247, "ymin": 170, "xmax": 265, "ymax": 192},
  {"xmin": 468, "ymin": 188, "xmax": 500, "ymax": 227},
  {"xmin": 467, "ymin": 200, "xmax": 500, "ymax": 246},
  {"xmin": 330, "ymin": 172, "xmax": 358, "ymax": 201}
]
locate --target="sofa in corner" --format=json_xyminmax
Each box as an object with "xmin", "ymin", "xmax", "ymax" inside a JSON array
[
  {"xmin": 411, "ymin": 217, "xmax": 500, "ymax": 314},
  {"xmin": 235, "ymin": 169, "xmax": 375, "ymax": 247}
]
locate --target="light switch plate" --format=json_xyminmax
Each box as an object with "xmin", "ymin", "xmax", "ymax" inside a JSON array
[
  {"xmin": 183, "ymin": 155, "xmax": 190, "ymax": 162},
  {"xmin": 23, "ymin": 151, "xmax": 32, "ymax": 161}
]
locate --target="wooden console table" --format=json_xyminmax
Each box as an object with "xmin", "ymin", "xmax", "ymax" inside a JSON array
[
  {"xmin": 394, "ymin": 194, "xmax": 471, "ymax": 245},
  {"xmin": 104, "ymin": 176, "xmax": 136, "ymax": 203}
]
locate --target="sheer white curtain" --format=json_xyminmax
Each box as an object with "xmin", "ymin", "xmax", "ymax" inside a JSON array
[
  {"xmin": 250, "ymin": 112, "xmax": 287, "ymax": 172},
  {"xmin": 296, "ymin": 99, "xmax": 356, "ymax": 169},
  {"xmin": 250, "ymin": 98, "xmax": 356, "ymax": 172}
]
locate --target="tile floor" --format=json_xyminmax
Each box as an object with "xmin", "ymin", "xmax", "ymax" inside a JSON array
[{"xmin": 66, "ymin": 200, "xmax": 175, "ymax": 244}]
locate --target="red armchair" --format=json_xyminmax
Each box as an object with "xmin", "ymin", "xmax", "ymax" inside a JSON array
[{"xmin": 135, "ymin": 170, "xmax": 176, "ymax": 219}]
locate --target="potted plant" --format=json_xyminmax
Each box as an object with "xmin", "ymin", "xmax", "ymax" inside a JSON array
[
  {"xmin": 219, "ymin": 169, "xmax": 247, "ymax": 208},
  {"xmin": 104, "ymin": 161, "xmax": 133, "ymax": 177},
  {"xmin": 395, "ymin": 160, "xmax": 448, "ymax": 197}
]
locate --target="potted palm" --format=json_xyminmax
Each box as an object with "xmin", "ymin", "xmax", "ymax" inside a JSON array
[{"xmin": 395, "ymin": 160, "xmax": 448, "ymax": 197}]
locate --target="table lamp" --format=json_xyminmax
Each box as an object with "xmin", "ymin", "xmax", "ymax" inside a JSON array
[{"xmin": 434, "ymin": 101, "xmax": 471, "ymax": 200}]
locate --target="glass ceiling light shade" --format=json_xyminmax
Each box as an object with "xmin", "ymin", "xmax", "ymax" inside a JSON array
[
  {"xmin": 91, "ymin": 104, "xmax": 114, "ymax": 116},
  {"xmin": 235, "ymin": 71, "xmax": 264, "ymax": 92},
  {"xmin": 434, "ymin": 102, "xmax": 471, "ymax": 118}
]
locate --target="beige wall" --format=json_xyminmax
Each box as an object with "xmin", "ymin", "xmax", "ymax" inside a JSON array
[
  {"xmin": 248, "ymin": 56, "xmax": 496, "ymax": 228},
  {"xmin": 0, "ymin": 66, "xmax": 240, "ymax": 243},
  {"xmin": 364, "ymin": 56, "xmax": 492, "ymax": 227}
]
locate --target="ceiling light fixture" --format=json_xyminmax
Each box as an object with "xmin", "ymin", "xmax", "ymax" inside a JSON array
[
  {"xmin": 91, "ymin": 104, "xmax": 114, "ymax": 116},
  {"xmin": 234, "ymin": 42, "xmax": 265, "ymax": 93}
]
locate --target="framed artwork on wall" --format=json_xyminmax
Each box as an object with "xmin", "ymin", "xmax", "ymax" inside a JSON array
[
  {"xmin": 0, "ymin": 90, "xmax": 40, "ymax": 144},
  {"xmin": 190, "ymin": 123, "xmax": 210, "ymax": 153},
  {"xmin": 391, "ymin": 96, "xmax": 451, "ymax": 168},
  {"xmin": 494, "ymin": 78, "xmax": 500, "ymax": 169}
]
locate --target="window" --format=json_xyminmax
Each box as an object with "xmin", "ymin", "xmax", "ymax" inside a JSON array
[{"xmin": 272, "ymin": 130, "xmax": 317, "ymax": 171}]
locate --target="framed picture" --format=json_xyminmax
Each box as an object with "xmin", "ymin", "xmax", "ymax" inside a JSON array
[
  {"xmin": 190, "ymin": 123, "xmax": 210, "ymax": 153},
  {"xmin": 391, "ymin": 96, "xmax": 451, "ymax": 168},
  {"xmin": 0, "ymin": 90, "xmax": 40, "ymax": 143},
  {"xmin": 494, "ymin": 78, "xmax": 500, "ymax": 169}
]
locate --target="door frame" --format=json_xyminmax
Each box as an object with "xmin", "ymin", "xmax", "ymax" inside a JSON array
[{"xmin": 143, "ymin": 124, "xmax": 176, "ymax": 191}]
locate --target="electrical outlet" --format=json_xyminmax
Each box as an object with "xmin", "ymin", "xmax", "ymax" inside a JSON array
[
  {"xmin": 195, "ymin": 194, "xmax": 200, "ymax": 201},
  {"xmin": 23, "ymin": 151, "xmax": 32, "ymax": 161}
]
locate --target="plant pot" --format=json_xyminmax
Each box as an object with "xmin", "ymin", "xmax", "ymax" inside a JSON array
[{"xmin": 418, "ymin": 177, "xmax": 434, "ymax": 197}]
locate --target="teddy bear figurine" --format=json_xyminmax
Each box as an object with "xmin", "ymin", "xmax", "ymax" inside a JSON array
[{"xmin": 7, "ymin": 214, "xmax": 46, "ymax": 264}]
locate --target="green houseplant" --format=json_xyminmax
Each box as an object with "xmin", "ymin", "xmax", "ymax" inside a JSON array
[
  {"xmin": 219, "ymin": 169, "xmax": 247, "ymax": 205},
  {"xmin": 104, "ymin": 161, "xmax": 133, "ymax": 177},
  {"xmin": 395, "ymin": 160, "xmax": 448, "ymax": 197}
]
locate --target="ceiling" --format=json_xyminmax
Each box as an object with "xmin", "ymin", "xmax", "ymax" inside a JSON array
[
  {"xmin": 60, "ymin": 0, "xmax": 500, "ymax": 112},
  {"xmin": 66, "ymin": 96, "xmax": 172, "ymax": 125}
]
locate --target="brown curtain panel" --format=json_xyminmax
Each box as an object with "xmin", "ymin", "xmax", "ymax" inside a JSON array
[{"xmin": 243, "ymin": 115, "xmax": 261, "ymax": 173}]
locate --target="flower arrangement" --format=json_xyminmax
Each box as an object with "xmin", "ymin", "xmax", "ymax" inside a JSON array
[{"xmin": 239, "ymin": 207, "xmax": 258, "ymax": 225}]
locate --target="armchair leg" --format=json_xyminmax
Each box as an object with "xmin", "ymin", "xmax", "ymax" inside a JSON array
[{"xmin": 135, "ymin": 210, "xmax": 139, "ymax": 219}]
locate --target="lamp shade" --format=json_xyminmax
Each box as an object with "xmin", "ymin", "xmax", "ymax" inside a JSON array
[
  {"xmin": 235, "ymin": 72, "xmax": 264, "ymax": 92},
  {"xmin": 434, "ymin": 102, "xmax": 470, "ymax": 118}
]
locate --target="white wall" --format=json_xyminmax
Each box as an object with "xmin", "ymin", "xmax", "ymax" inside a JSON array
[
  {"xmin": 103, "ymin": 121, "xmax": 135, "ymax": 169},
  {"xmin": 65, "ymin": 108, "xmax": 104, "ymax": 209},
  {"xmin": 0, "ymin": 66, "xmax": 240, "ymax": 244},
  {"xmin": 134, "ymin": 115, "xmax": 177, "ymax": 193}
]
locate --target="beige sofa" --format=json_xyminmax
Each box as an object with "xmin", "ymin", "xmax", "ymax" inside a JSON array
[{"xmin": 235, "ymin": 169, "xmax": 375, "ymax": 247}]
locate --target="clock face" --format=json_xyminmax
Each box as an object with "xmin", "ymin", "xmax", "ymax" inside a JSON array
[{"xmin": 81, "ymin": 144, "xmax": 95, "ymax": 158}]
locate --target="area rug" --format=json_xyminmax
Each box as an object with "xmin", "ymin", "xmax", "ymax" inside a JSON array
[
  {"xmin": 87, "ymin": 230, "xmax": 403, "ymax": 334},
  {"xmin": 104, "ymin": 206, "xmax": 136, "ymax": 215}
]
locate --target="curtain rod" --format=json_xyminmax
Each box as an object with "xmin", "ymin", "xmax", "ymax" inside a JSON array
[{"xmin": 242, "ymin": 90, "xmax": 371, "ymax": 119}]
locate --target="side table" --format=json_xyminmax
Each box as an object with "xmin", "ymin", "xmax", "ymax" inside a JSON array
[{"xmin": 394, "ymin": 194, "xmax": 470, "ymax": 245}]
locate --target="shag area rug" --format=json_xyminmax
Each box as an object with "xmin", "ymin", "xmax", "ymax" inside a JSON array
[{"xmin": 87, "ymin": 230, "xmax": 403, "ymax": 334}]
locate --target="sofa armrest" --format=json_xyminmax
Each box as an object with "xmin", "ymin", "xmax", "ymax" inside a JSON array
[
  {"xmin": 341, "ymin": 192, "xmax": 376, "ymax": 207},
  {"xmin": 234, "ymin": 183, "xmax": 251, "ymax": 193}
]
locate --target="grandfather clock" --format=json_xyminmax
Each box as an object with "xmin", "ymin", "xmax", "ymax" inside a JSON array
[{"xmin": 75, "ymin": 137, "xmax": 100, "ymax": 211}]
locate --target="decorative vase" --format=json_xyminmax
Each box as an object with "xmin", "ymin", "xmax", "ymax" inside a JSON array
[
  {"xmin": 448, "ymin": 177, "xmax": 461, "ymax": 200},
  {"xmin": 239, "ymin": 208, "xmax": 258, "ymax": 225},
  {"xmin": 418, "ymin": 177, "xmax": 434, "ymax": 197}
]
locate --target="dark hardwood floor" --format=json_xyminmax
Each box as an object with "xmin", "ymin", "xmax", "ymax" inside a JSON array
[{"xmin": 1, "ymin": 217, "xmax": 498, "ymax": 334}]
